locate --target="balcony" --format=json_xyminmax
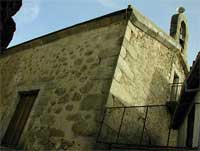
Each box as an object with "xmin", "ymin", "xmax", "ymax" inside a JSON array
[{"xmin": 96, "ymin": 104, "xmax": 199, "ymax": 150}]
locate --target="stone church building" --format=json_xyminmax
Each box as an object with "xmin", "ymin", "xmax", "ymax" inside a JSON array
[{"xmin": 0, "ymin": 5, "xmax": 199, "ymax": 151}]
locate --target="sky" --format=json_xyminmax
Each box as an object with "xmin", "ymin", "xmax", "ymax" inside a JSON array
[{"xmin": 10, "ymin": 0, "xmax": 200, "ymax": 65}]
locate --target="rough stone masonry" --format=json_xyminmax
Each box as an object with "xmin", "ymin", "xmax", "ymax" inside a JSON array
[{"xmin": 0, "ymin": 5, "xmax": 190, "ymax": 151}]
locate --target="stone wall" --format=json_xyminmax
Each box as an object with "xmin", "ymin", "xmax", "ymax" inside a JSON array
[
  {"xmin": 109, "ymin": 20, "xmax": 186, "ymax": 107},
  {"xmin": 0, "ymin": 5, "xmax": 190, "ymax": 150},
  {"xmin": 104, "ymin": 17, "xmax": 187, "ymax": 147},
  {"xmin": 0, "ymin": 17, "xmax": 127, "ymax": 150}
]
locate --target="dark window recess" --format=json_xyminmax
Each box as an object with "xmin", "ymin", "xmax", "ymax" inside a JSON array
[
  {"xmin": 179, "ymin": 22, "xmax": 186, "ymax": 51},
  {"xmin": 186, "ymin": 105, "xmax": 195, "ymax": 147},
  {"xmin": 171, "ymin": 73, "xmax": 180, "ymax": 101},
  {"xmin": 180, "ymin": 39, "xmax": 185, "ymax": 49},
  {"xmin": 1, "ymin": 90, "xmax": 39, "ymax": 148}
]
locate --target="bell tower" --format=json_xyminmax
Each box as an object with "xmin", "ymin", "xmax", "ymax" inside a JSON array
[{"xmin": 170, "ymin": 7, "xmax": 189, "ymax": 63}]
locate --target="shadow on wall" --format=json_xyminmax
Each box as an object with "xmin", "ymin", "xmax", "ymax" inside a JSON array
[
  {"xmin": 146, "ymin": 68, "xmax": 171, "ymax": 105},
  {"xmin": 98, "ymin": 105, "xmax": 172, "ymax": 146},
  {"xmin": 98, "ymin": 69, "xmax": 173, "ymax": 147},
  {"xmin": 143, "ymin": 68, "xmax": 172, "ymax": 146}
]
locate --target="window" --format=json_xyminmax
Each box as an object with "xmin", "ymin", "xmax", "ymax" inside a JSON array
[
  {"xmin": 179, "ymin": 22, "xmax": 186, "ymax": 51},
  {"xmin": 171, "ymin": 73, "xmax": 180, "ymax": 101},
  {"xmin": 1, "ymin": 90, "xmax": 39, "ymax": 148}
]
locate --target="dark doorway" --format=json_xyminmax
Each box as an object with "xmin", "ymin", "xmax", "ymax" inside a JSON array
[
  {"xmin": 186, "ymin": 105, "xmax": 195, "ymax": 147},
  {"xmin": 1, "ymin": 90, "xmax": 39, "ymax": 148}
]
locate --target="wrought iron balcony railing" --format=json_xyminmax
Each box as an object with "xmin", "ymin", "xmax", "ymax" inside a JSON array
[{"xmin": 96, "ymin": 104, "xmax": 200, "ymax": 150}]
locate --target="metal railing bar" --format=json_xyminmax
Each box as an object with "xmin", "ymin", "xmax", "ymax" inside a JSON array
[
  {"xmin": 96, "ymin": 122, "xmax": 133, "ymax": 144},
  {"xmin": 116, "ymin": 107, "xmax": 126, "ymax": 143},
  {"xmin": 166, "ymin": 128, "xmax": 171, "ymax": 147},
  {"xmin": 97, "ymin": 104, "xmax": 200, "ymax": 149},
  {"xmin": 169, "ymin": 82, "xmax": 184, "ymax": 84},
  {"xmin": 106, "ymin": 103, "xmax": 200, "ymax": 109},
  {"xmin": 96, "ymin": 108, "xmax": 107, "ymax": 143},
  {"xmin": 106, "ymin": 104, "xmax": 167, "ymax": 109},
  {"xmin": 98, "ymin": 141, "xmax": 198, "ymax": 150},
  {"xmin": 140, "ymin": 106, "xmax": 148, "ymax": 145}
]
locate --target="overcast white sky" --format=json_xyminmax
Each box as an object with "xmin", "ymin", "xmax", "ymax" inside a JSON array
[{"xmin": 10, "ymin": 0, "xmax": 200, "ymax": 65}]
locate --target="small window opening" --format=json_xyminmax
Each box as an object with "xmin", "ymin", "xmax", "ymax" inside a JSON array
[
  {"xmin": 171, "ymin": 73, "xmax": 180, "ymax": 101},
  {"xmin": 1, "ymin": 90, "xmax": 39, "ymax": 148},
  {"xmin": 179, "ymin": 22, "xmax": 186, "ymax": 51}
]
